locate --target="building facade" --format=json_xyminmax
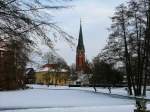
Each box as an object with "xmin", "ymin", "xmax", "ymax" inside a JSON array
[{"xmin": 35, "ymin": 64, "xmax": 70, "ymax": 86}]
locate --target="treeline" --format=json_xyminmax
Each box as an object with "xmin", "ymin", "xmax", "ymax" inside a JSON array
[
  {"xmin": 97, "ymin": 0, "xmax": 150, "ymax": 96},
  {"xmin": 90, "ymin": 58, "xmax": 124, "ymax": 87}
]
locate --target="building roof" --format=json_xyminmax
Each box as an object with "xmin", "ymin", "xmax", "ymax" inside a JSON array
[
  {"xmin": 37, "ymin": 64, "xmax": 68, "ymax": 73},
  {"xmin": 42, "ymin": 64, "xmax": 58, "ymax": 69},
  {"xmin": 77, "ymin": 21, "xmax": 85, "ymax": 52}
]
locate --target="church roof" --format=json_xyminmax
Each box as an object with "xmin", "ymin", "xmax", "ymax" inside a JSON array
[{"xmin": 77, "ymin": 21, "xmax": 85, "ymax": 51}]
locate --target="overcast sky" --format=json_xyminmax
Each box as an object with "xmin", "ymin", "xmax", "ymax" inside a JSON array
[{"xmin": 40, "ymin": 0, "xmax": 128, "ymax": 65}]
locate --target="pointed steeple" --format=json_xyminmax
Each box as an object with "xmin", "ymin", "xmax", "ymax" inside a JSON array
[
  {"xmin": 77, "ymin": 20, "xmax": 85, "ymax": 52},
  {"xmin": 76, "ymin": 20, "xmax": 85, "ymax": 72}
]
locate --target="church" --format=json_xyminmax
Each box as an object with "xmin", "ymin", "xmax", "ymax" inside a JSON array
[
  {"xmin": 76, "ymin": 21, "xmax": 85, "ymax": 72},
  {"xmin": 75, "ymin": 21, "xmax": 91, "ymax": 85}
]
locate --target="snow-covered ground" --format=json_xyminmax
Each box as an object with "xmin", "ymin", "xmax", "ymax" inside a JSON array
[
  {"xmin": 0, "ymin": 105, "xmax": 135, "ymax": 112},
  {"xmin": 0, "ymin": 84, "xmax": 148, "ymax": 112}
]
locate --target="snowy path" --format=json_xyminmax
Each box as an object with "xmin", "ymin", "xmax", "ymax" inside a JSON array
[{"xmin": 0, "ymin": 87, "xmax": 135, "ymax": 112}]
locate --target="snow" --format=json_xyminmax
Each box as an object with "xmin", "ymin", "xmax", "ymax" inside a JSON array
[
  {"xmin": 0, "ymin": 88, "xmax": 134, "ymax": 108},
  {"xmin": 29, "ymin": 84, "xmax": 69, "ymax": 89},
  {"xmin": 1, "ymin": 105, "xmax": 135, "ymax": 112},
  {"xmin": 0, "ymin": 84, "xmax": 148, "ymax": 112},
  {"xmin": 0, "ymin": 48, "xmax": 6, "ymax": 51},
  {"xmin": 71, "ymin": 87, "xmax": 128, "ymax": 95},
  {"xmin": 37, "ymin": 67, "xmax": 68, "ymax": 72},
  {"xmin": 37, "ymin": 67, "xmax": 54, "ymax": 72}
]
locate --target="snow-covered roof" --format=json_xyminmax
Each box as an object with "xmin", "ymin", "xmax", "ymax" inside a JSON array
[
  {"xmin": 36, "ymin": 67, "xmax": 68, "ymax": 73},
  {"xmin": 42, "ymin": 64, "xmax": 58, "ymax": 69},
  {"xmin": 36, "ymin": 63, "xmax": 69, "ymax": 73},
  {"xmin": 38, "ymin": 67, "xmax": 56, "ymax": 72}
]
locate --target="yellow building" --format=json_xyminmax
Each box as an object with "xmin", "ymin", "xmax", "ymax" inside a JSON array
[{"xmin": 35, "ymin": 64, "xmax": 70, "ymax": 86}]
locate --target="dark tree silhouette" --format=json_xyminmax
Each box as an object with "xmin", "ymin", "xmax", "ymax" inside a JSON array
[{"xmin": 90, "ymin": 57, "xmax": 123, "ymax": 87}]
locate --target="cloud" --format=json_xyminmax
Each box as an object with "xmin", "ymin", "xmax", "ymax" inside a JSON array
[{"xmin": 34, "ymin": 0, "xmax": 128, "ymax": 65}]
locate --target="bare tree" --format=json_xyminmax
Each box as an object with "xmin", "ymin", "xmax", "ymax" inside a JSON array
[
  {"xmin": 0, "ymin": 0, "xmax": 74, "ymax": 90},
  {"xmin": 99, "ymin": 0, "xmax": 150, "ymax": 96}
]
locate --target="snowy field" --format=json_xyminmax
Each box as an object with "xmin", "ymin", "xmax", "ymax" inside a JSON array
[{"xmin": 0, "ymin": 84, "xmax": 148, "ymax": 112}]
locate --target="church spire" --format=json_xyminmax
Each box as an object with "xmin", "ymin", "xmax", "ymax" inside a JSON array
[
  {"xmin": 76, "ymin": 20, "xmax": 85, "ymax": 72},
  {"xmin": 77, "ymin": 20, "xmax": 85, "ymax": 52}
]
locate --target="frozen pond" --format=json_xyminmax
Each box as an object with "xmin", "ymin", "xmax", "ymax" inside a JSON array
[{"xmin": 0, "ymin": 88, "xmax": 135, "ymax": 112}]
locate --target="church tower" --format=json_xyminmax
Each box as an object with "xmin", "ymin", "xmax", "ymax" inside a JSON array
[{"xmin": 76, "ymin": 21, "xmax": 85, "ymax": 72}]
